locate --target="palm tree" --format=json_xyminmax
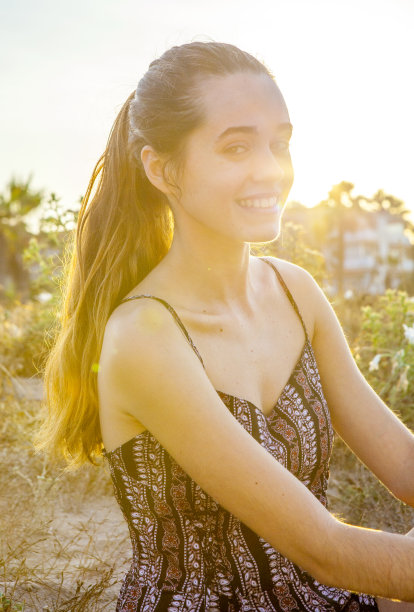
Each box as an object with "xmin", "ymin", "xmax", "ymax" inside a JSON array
[{"xmin": 313, "ymin": 181, "xmax": 361, "ymax": 296}]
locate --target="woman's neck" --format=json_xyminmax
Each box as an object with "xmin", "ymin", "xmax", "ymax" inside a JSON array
[{"xmin": 160, "ymin": 230, "xmax": 258, "ymax": 312}]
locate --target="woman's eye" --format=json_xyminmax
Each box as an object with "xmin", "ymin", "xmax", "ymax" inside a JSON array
[
  {"xmin": 272, "ymin": 141, "xmax": 290, "ymax": 153},
  {"xmin": 224, "ymin": 144, "xmax": 248, "ymax": 155}
]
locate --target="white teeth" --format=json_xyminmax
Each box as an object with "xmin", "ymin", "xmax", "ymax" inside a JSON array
[{"xmin": 238, "ymin": 196, "xmax": 279, "ymax": 209}]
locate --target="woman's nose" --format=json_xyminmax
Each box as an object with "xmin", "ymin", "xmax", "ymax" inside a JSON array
[{"xmin": 251, "ymin": 147, "xmax": 288, "ymax": 183}]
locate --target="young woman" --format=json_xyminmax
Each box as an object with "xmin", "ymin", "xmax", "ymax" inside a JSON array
[{"xmin": 37, "ymin": 42, "xmax": 414, "ymax": 611}]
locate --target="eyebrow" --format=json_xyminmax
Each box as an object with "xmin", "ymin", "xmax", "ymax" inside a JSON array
[{"xmin": 216, "ymin": 122, "xmax": 293, "ymax": 141}]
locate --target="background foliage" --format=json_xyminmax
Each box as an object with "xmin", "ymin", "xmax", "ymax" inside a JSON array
[{"xmin": 355, "ymin": 289, "xmax": 414, "ymax": 427}]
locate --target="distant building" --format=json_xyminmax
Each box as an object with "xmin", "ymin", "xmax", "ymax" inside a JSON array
[
  {"xmin": 337, "ymin": 211, "xmax": 414, "ymax": 295},
  {"xmin": 283, "ymin": 203, "xmax": 414, "ymax": 295}
]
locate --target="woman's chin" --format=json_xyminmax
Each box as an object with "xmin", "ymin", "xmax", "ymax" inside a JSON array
[{"xmin": 244, "ymin": 225, "xmax": 282, "ymax": 245}]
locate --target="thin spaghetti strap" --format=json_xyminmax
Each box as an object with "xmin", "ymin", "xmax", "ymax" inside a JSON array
[
  {"xmin": 119, "ymin": 294, "xmax": 205, "ymax": 369},
  {"xmin": 260, "ymin": 258, "xmax": 309, "ymax": 341}
]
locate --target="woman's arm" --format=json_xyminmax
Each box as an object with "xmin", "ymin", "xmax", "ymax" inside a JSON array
[
  {"xmin": 302, "ymin": 266, "xmax": 414, "ymax": 507},
  {"xmin": 377, "ymin": 528, "xmax": 414, "ymax": 611},
  {"xmin": 99, "ymin": 298, "xmax": 414, "ymax": 601}
]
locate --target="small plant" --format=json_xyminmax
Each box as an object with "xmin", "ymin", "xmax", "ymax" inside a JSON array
[
  {"xmin": 0, "ymin": 300, "xmax": 55, "ymax": 378},
  {"xmin": 354, "ymin": 289, "xmax": 414, "ymax": 427},
  {"xmin": 327, "ymin": 289, "xmax": 414, "ymax": 529},
  {"xmin": 0, "ymin": 193, "xmax": 78, "ymax": 381},
  {"xmin": 22, "ymin": 192, "xmax": 78, "ymax": 301},
  {"xmin": 0, "ymin": 592, "xmax": 24, "ymax": 611}
]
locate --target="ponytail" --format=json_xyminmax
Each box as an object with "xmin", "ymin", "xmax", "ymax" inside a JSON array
[{"xmin": 35, "ymin": 92, "xmax": 173, "ymax": 467}]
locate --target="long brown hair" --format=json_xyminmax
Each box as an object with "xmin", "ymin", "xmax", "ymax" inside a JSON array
[{"xmin": 35, "ymin": 42, "xmax": 274, "ymax": 467}]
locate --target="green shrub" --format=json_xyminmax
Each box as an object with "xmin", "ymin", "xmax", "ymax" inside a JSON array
[
  {"xmin": 353, "ymin": 289, "xmax": 414, "ymax": 427},
  {"xmin": 0, "ymin": 194, "xmax": 75, "ymax": 379},
  {"xmin": 0, "ymin": 300, "xmax": 57, "ymax": 378}
]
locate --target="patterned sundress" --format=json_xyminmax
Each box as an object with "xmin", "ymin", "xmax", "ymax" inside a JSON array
[{"xmin": 103, "ymin": 258, "xmax": 379, "ymax": 611}]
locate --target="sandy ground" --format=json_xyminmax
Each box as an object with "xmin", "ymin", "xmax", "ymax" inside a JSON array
[
  {"xmin": 0, "ymin": 395, "xmax": 131, "ymax": 612},
  {"xmin": 4, "ymin": 491, "xmax": 131, "ymax": 611}
]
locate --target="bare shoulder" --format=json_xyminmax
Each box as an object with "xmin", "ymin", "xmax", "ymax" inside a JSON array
[
  {"xmin": 100, "ymin": 297, "xmax": 200, "ymax": 382},
  {"xmin": 263, "ymin": 256, "xmax": 319, "ymax": 291},
  {"xmin": 104, "ymin": 296, "xmax": 177, "ymax": 348},
  {"xmin": 98, "ymin": 296, "xmax": 207, "ymax": 447},
  {"xmin": 262, "ymin": 256, "xmax": 326, "ymax": 339}
]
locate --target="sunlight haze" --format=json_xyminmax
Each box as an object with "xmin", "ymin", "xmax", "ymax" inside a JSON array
[{"xmin": 1, "ymin": 0, "xmax": 413, "ymax": 215}]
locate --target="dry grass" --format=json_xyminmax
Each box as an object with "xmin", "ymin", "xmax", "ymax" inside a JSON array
[
  {"xmin": 0, "ymin": 388, "xmax": 130, "ymax": 611},
  {"xmin": 328, "ymin": 436, "xmax": 414, "ymax": 532},
  {"xmin": 0, "ymin": 384, "xmax": 413, "ymax": 611}
]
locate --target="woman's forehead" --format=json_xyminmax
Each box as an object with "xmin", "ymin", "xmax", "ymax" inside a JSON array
[{"xmin": 195, "ymin": 72, "xmax": 290, "ymax": 133}]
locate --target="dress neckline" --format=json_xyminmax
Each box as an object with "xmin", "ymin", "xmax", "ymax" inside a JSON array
[
  {"xmin": 103, "ymin": 337, "xmax": 310, "ymax": 457},
  {"xmin": 216, "ymin": 336, "xmax": 308, "ymax": 419}
]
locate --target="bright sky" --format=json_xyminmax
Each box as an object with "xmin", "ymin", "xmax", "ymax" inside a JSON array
[{"xmin": 1, "ymin": 0, "xmax": 414, "ymax": 214}]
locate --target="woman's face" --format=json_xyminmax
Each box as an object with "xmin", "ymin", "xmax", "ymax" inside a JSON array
[{"xmin": 169, "ymin": 71, "xmax": 294, "ymax": 244}]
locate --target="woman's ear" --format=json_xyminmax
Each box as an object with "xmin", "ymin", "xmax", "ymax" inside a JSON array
[{"xmin": 140, "ymin": 145, "xmax": 171, "ymax": 196}]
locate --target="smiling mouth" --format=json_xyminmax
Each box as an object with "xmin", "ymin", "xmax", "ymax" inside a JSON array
[{"xmin": 237, "ymin": 195, "xmax": 280, "ymax": 209}]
